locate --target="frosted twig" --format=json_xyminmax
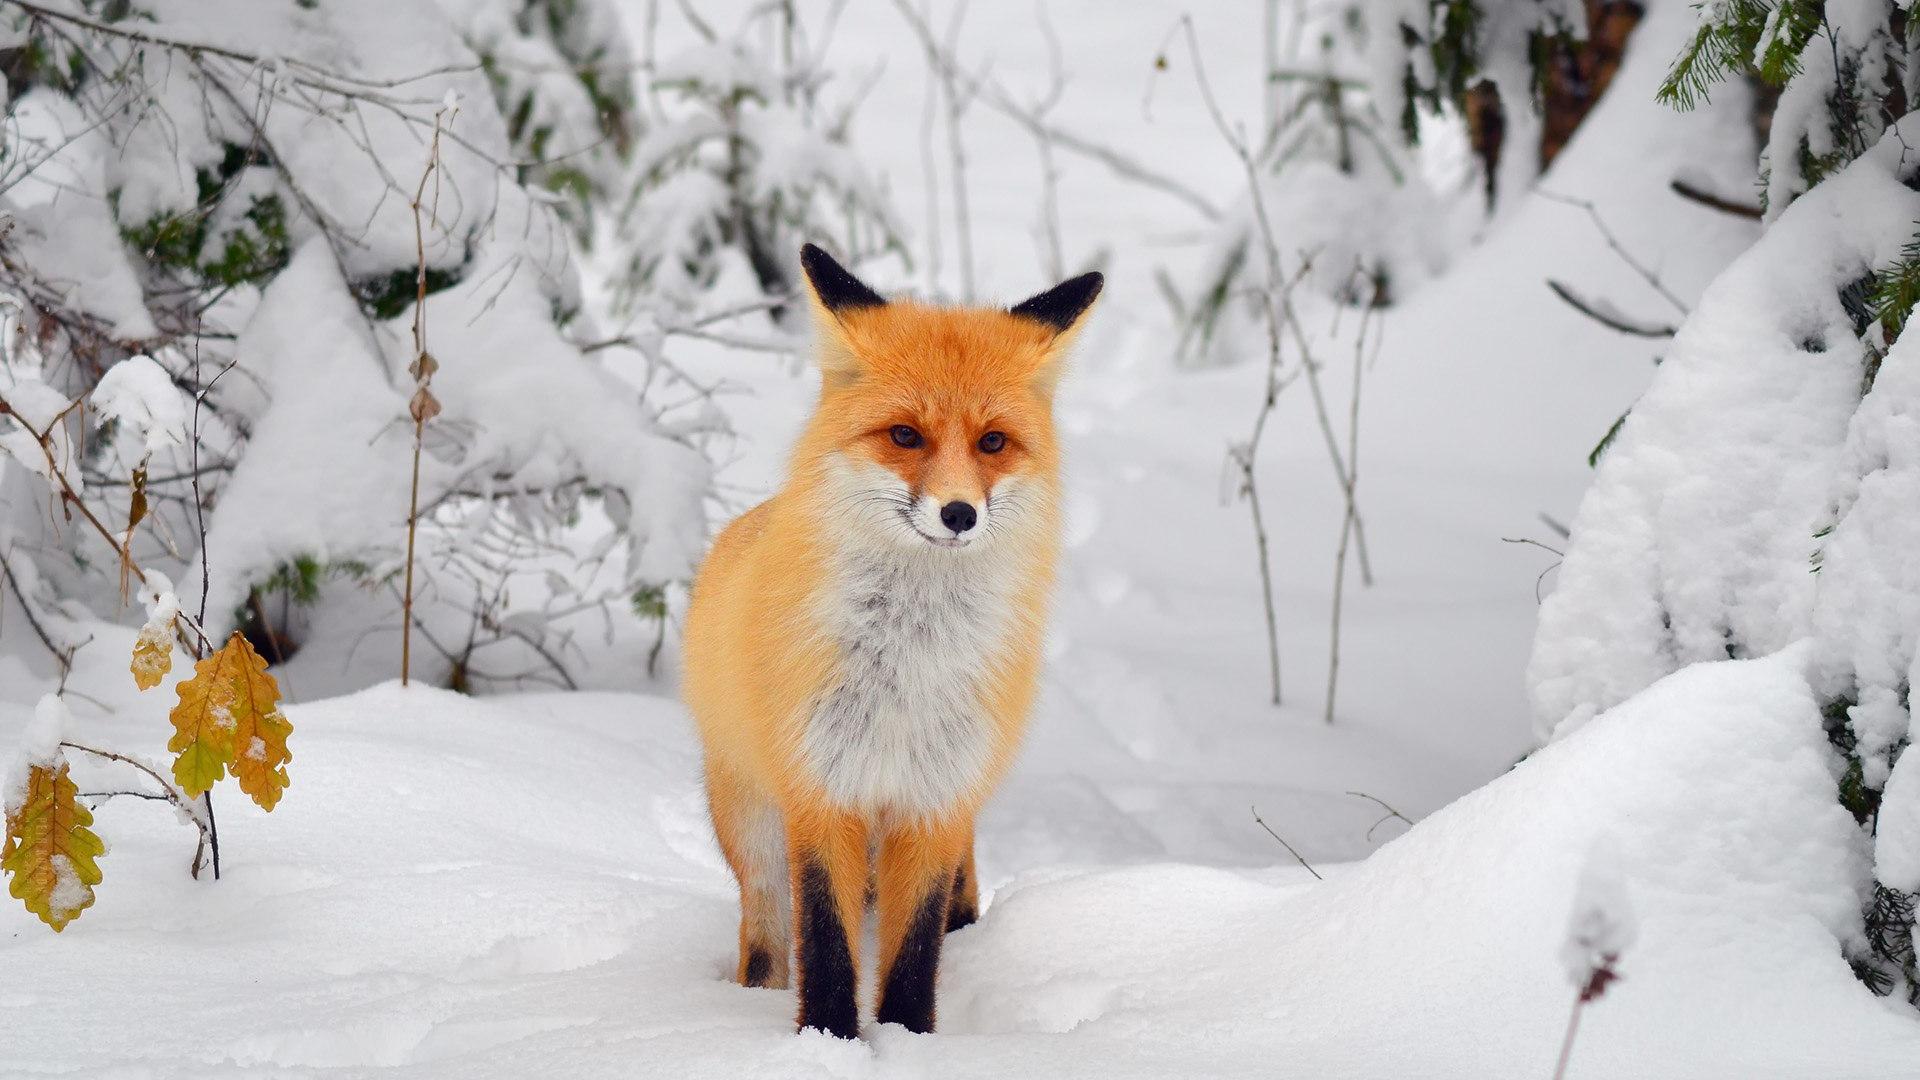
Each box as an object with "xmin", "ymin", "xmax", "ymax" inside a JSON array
[
  {"xmin": 0, "ymin": 390, "xmax": 210, "ymax": 655},
  {"xmin": 890, "ymin": 0, "xmax": 1220, "ymax": 239},
  {"xmin": 1026, "ymin": 0, "xmax": 1068, "ymax": 280},
  {"xmin": 61, "ymin": 741, "xmax": 212, "ymax": 879},
  {"xmin": 1177, "ymin": 13, "xmax": 1300, "ymax": 707}
]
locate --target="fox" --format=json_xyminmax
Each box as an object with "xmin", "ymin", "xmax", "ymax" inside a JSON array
[{"xmin": 681, "ymin": 244, "xmax": 1101, "ymax": 1039}]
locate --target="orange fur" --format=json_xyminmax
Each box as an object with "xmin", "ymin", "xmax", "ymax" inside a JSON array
[{"xmin": 683, "ymin": 252, "xmax": 1096, "ymax": 1037}]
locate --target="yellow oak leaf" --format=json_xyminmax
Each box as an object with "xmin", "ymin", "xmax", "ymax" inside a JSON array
[
  {"xmin": 3, "ymin": 762, "xmax": 105, "ymax": 932},
  {"xmin": 168, "ymin": 640, "xmax": 242, "ymax": 797},
  {"xmin": 225, "ymin": 634, "xmax": 292, "ymax": 811},
  {"xmin": 130, "ymin": 621, "xmax": 172, "ymax": 691}
]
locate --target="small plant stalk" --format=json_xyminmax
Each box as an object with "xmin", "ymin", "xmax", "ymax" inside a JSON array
[{"xmin": 400, "ymin": 105, "xmax": 451, "ymax": 686}]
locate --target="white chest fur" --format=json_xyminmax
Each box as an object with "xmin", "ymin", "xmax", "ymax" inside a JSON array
[{"xmin": 801, "ymin": 548, "xmax": 1021, "ymax": 817}]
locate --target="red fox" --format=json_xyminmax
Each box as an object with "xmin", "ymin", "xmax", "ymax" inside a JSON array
[{"xmin": 682, "ymin": 245, "xmax": 1101, "ymax": 1039}]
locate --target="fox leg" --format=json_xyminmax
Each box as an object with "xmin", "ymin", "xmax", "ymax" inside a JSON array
[
  {"xmin": 706, "ymin": 759, "xmax": 790, "ymax": 988},
  {"xmin": 787, "ymin": 804, "xmax": 870, "ymax": 1039},
  {"xmin": 945, "ymin": 819, "xmax": 979, "ymax": 933},
  {"xmin": 874, "ymin": 816, "xmax": 970, "ymax": 1033}
]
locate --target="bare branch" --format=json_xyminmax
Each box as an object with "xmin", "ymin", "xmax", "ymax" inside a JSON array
[
  {"xmin": 1546, "ymin": 280, "xmax": 1677, "ymax": 338},
  {"xmin": 1251, "ymin": 805, "xmax": 1323, "ymax": 880},
  {"xmin": 1669, "ymin": 177, "xmax": 1762, "ymax": 220}
]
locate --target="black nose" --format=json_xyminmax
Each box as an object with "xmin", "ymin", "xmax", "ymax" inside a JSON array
[{"xmin": 939, "ymin": 501, "xmax": 978, "ymax": 535}]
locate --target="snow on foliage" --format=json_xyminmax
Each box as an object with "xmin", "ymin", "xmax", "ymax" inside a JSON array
[
  {"xmin": 3, "ymin": 694, "xmax": 70, "ymax": 819},
  {"xmin": 0, "ymin": 0, "xmax": 718, "ymax": 690},
  {"xmin": 0, "ymin": 372, "xmax": 80, "ymax": 492},
  {"xmin": 91, "ymin": 355, "xmax": 188, "ymax": 459},
  {"xmin": 1535, "ymin": 21, "xmax": 1920, "ymax": 990},
  {"xmin": 436, "ymin": 0, "xmax": 635, "ymax": 240},
  {"xmin": 1530, "ymin": 118, "xmax": 1920, "ymax": 739},
  {"xmin": 616, "ymin": 10, "xmax": 903, "ymax": 314}
]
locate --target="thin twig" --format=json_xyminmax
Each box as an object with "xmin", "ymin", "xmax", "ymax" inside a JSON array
[
  {"xmin": 1324, "ymin": 288, "xmax": 1374, "ymax": 724},
  {"xmin": 889, "ymin": 0, "xmax": 1220, "ymax": 229},
  {"xmin": 60, "ymin": 741, "xmax": 211, "ymax": 878},
  {"xmin": 0, "ymin": 545, "xmax": 73, "ymax": 678},
  {"xmin": 1545, "ymin": 280, "xmax": 1677, "ymax": 338},
  {"xmin": 402, "ymin": 106, "xmax": 452, "ymax": 687},
  {"xmin": 1251, "ymin": 805, "xmax": 1322, "ymax": 880},
  {"xmin": 1345, "ymin": 790, "xmax": 1415, "ymax": 842},
  {"xmin": 1538, "ymin": 189, "xmax": 1688, "ymax": 315},
  {"xmin": 1551, "ymin": 995, "xmax": 1587, "ymax": 1080},
  {"xmin": 1503, "ymin": 536, "xmax": 1565, "ymax": 603},
  {"xmin": 1668, "ymin": 177, "xmax": 1762, "ymax": 220}
]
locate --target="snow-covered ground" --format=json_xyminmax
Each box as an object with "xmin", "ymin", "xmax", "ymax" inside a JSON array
[
  {"xmin": 8, "ymin": 2, "xmax": 1920, "ymax": 1077},
  {"xmin": 8, "ymin": 646, "xmax": 1918, "ymax": 1077}
]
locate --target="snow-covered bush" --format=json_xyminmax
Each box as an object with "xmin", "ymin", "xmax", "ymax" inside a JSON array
[
  {"xmin": 1175, "ymin": 0, "xmax": 1452, "ymax": 366},
  {"xmin": 0, "ymin": 0, "xmax": 709, "ymax": 692},
  {"xmin": 439, "ymin": 0, "xmax": 636, "ymax": 243},
  {"xmin": 614, "ymin": 4, "xmax": 904, "ymax": 316},
  {"xmin": 1533, "ymin": 0, "xmax": 1920, "ymax": 1004}
]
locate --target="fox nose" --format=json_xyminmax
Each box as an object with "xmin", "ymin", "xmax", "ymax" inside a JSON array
[{"xmin": 939, "ymin": 500, "xmax": 978, "ymax": 535}]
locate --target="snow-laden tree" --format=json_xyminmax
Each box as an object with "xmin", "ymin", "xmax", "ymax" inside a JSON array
[
  {"xmin": 0, "ymin": 0, "xmax": 710, "ymax": 691},
  {"xmin": 1532, "ymin": 0, "xmax": 1920, "ymax": 1004},
  {"xmin": 613, "ymin": 3, "xmax": 904, "ymax": 319},
  {"xmin": 441, "ymin": 0, "xmax": 637, "ymax": 243}
]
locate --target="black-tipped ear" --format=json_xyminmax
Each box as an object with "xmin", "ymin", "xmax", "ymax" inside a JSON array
[
  {"xmin": 1009, "ymin": 271, "xmax": 1103, "ymax": 334},
  {"xmin": 800, "ymin": 244, "xmax": 886, "ymax": 315}
]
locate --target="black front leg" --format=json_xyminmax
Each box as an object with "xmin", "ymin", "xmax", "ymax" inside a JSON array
[{"xmin": 795, "ymin": 857, "xmax": 860, "ymax": 1039}]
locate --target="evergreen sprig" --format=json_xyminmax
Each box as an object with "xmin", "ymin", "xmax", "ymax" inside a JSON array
[
  {"xmin": 1658, "ymin": 0, "xmax": 1821, "ymax": 109},
  {"xmin": 1871, "ymin": 229, "xmax": 1920, "ymax": 344}
]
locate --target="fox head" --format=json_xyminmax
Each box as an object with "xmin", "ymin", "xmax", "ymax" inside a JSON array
[{"xmin": 790, "ymin": 244, "xmax": 1100, "ymax": 556}]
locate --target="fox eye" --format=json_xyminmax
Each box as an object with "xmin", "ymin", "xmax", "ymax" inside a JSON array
[
  {"xmin": 978, "ymin": 431, "xmax": 1007, "ymax": 454},
  {"xmin": 889, "ymin": 425, "xmax": 923, "ymax": 449}
]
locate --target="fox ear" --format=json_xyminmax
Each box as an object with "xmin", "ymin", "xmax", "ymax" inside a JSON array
[
  {"xmin": 1011, "ymin": 270, "xmax": 1102, "ymax": 395},
  {"xmin": 800, "ymin": 244, "xmax": 887, "ymax": 317},
  {"xmin": 799, "ymin": 244, "xmax": 885, "ymax": 389},
  {"xmin": 1010, "ymin": 271, "xmax": 1103, "ymax": 337}
]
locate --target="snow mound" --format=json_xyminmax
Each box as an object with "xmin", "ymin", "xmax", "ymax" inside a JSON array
[{"xmin": 3, "ymin": 649, "xmax": 1912, "ymax": 1077}]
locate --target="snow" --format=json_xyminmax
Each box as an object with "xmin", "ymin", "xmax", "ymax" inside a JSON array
[
  {"xmin": 92, "ymin": 355, "xmax": 190, "ymax": 459},
  {"xmin": 115, "ymin": 0, "xmax": 509, "ymax": 278},
  {"xmin": 1877, "ymin": 750, "xmax": 1920, "ymax": 894},
  {"xmin": 183, "ymin": 239, "xmax": 412, "ymax": 629},
  {"xmin": 4, "ymin": 89, "xmax": 159, "ymax": 342},
  {"xmin": 3, "ymin": 694, "xmax": 69, "ymax": 817},
  {"xmin": 0, "ymin": 373, "xmax": 79, "ymax": 491},
  {"xmin": 1560, "ymin": 837, "xmax": 1637, "ymax": 991},
  {"xmin": 1, "ymin": 650, "xmax": 1913, "ymax": 1077}
]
